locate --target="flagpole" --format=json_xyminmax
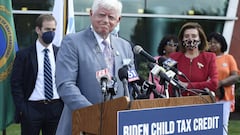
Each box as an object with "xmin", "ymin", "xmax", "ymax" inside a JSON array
[{"xmin": 63, "ymin": 0, "xmax": 67, "ymax": 34}]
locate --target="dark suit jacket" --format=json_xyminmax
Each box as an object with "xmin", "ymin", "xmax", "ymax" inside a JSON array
[{"xmin": 10, "ymin": 44, "xmax": 59, "ymax": 122}]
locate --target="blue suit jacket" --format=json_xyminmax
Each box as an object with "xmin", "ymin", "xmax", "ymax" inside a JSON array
[{"xmin": 55, "ymin": 27, "xmax": 135, "ymax": 135}]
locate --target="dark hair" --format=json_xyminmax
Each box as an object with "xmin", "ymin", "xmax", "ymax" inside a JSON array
[
  {"xmin": 157, "ymin": 34, "xmax": 178, "ymax": 55},
  {"xmin": 178, "ymin": 22, "xmax": 208, "ymax": 52},
  {"xmin": 35, "ymin": 14, "xmax": 56, "ymax": 28},
  {"xmin": 207, "ymin": 32, "xmax": 228, "ymax": 53}
]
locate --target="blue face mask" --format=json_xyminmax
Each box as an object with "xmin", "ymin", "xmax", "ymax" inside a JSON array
[{"xmin": 42, "ymin": 31, "xmax": 55, "ymax": 44}]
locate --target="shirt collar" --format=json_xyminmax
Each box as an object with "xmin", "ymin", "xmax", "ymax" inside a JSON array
[
  {"xmin": 36, "ymin": 39, "xmax": 53, "ymax": 53},
  {"xmin": 90, "ymin": 25, "xmax": 110, "ymax": 46}
]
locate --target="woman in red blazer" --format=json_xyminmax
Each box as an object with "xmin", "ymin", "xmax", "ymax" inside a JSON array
[{"xmin": 169, "ymin": 22, "xmax": 218, "ymax": 96}]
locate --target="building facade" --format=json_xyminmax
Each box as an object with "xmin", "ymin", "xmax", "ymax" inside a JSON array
[{"xmin": 12, "ymin": 0, "xmax": 240, "ymax": 69}]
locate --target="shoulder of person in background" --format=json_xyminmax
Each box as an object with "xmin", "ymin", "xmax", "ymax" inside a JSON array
[{"xmin": 169, "ymin": 52, "xmax": 183, "ymax": 60}]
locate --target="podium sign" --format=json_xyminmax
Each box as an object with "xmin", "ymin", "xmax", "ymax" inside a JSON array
[
  {"xmin": 72, "ymin": 96, "xmax": 215, "ymax": 135},
  {"xmin": 118, "ymin": 103, "xmax": 223, "ymax": 135}
]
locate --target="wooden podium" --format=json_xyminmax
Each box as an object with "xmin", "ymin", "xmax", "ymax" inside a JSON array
[{"xmin": 72, "ymin": 95, "xmax": 215, "ymax": 135}]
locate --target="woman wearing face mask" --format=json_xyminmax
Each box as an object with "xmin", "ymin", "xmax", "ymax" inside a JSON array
[{"xmin": 169, "ymin": 22, "xmax": 218, "ymax": 96}]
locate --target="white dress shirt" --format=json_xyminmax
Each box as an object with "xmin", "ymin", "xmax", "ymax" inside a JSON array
[{"xmin": 28, "ymin": 40, "xmax": 60, "ymax": 100}]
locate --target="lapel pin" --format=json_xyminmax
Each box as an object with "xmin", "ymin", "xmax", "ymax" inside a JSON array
[{"xmin": 116, "ymin": 51, "xmax": 120, "ymax": 56}]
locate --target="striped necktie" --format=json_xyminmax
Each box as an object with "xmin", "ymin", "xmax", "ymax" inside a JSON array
[
  {"xmin": 102, "ymin": 40, "xmax": 114, "ymax": 76},
  {"xmin": 43, "ymin": 48, "xmax": 53, "ymax": 100}
]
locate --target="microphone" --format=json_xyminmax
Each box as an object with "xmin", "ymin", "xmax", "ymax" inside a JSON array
[
  {"xmin": 133, "ymin": 45, "xmax": 156, "ymax": 63},
  {"xmin": 128, "ymin": 68, "xmax": 140, "ymax": 82},
  {"xmin": 148, "ymin": 63, "xmax": 166, "ymax": 77},
  {"xmin": 106, "ymin": 77, "xmax": 118, "ymax": 98},
  {"xmin": 158, "ymin": 57, "xmax": 184, "ymax": 76},
  {"xmin": 127, "ymin": 68, "xmax": 145, "ymax": 99},
  {"xmin": 141, "ymin": 80, "xmax": 155, "ymax": 98},
  {"xmin": 100, "ymin": 76, "xmax": 108, "ymax": 94},
  {"xmin": 127, "ymin": 67, "xmax": 165, "ymax": 99},
  {"xmin": 148, "ymin": 63, "xmax": 186, "ymax": 90},
  {"xmin": 118, "ymin": 66, "xmax": 130, "ymax": 98},
  {"xmin": 96, "ymin": 68, "xmax": 111, "ymax": 94}
]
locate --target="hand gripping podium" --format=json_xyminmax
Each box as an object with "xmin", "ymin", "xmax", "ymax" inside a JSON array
[{"xmin": 72, "ymin": 95, "xmax": 215, "ymax": 135}]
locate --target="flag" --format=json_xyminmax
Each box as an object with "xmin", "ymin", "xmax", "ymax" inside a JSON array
[
  {"xmin": 0, "ymin": 0, "xmax": 18, "ymax": 131},
  {"xmin": 52, "ymin": 0, "xmax": 75, "ymax": 46},
  {"xmin": 52, "ymin": 0, "xmax": 64, "ymax": 47},
  {"xmin": 66, "ymin": 0, "xmax": 75, "ymax": 35}
]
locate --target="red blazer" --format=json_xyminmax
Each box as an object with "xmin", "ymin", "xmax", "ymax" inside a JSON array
[{"xmin": 170, "ymin": 52, "xmax": 218, "ymax": 95}]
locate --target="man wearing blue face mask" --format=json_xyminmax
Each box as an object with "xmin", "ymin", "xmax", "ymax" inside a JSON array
[{"xmin": 11, "ymin": 14, "xmax": 63, "ymax": 135}]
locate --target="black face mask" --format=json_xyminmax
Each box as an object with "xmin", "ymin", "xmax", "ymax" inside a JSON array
[
  {"xmin": 42, "ymin": 31, "xmax": 55, "ymax": 44},
  {"xmin": 182, "ymin": 39, "xmax": 201, "ymax": 49}
]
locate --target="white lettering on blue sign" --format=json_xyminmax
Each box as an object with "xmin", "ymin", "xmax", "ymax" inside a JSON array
[
  {"xmin": 151, "ymin": 121, "xmax": 175, "ymax": 135},
  {"xmin": 123, "ymin": 123, "xmax": 149, "ymax": 135},
  {"xmin": 193, "ymin": 116, "xmax": 219, "ymax": 131},
  {"xmin": 122, "ymin": 116, "xmax": 220, "ymax": 134},
  {"xmin": 176, "ymin": 119, "xmax": 192, "ymax": 133}
]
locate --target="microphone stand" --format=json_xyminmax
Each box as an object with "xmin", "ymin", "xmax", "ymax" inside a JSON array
[
  {"xmin": 107, "ymin": 78, "xmax": 118, "ymax": 100},
  {"xmin": 102, "ymin": 77, "xmax": 118, "ymax": 101},
  {"xmin": 101, "ymin": 81, "xmax": 108, "ymax": 102},
  {"xmin": 158, "ymin": 77, "xmax": 170, "ymax": 98},
  {"xmin": 172, "ymin": 76, "xmax": 183, "ymax": 97},
  {"xmin": 163, "ymin": 81, "xmax": 170, "ymax": 98},
  {"xmin": 103, "ymin": 89, "xmax": 108, "ymax": 102}
]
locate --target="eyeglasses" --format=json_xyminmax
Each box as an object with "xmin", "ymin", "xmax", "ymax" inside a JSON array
[
  {"xmin": 208, "ymin": 41, "xmax": 219, "ymax": 45},
  {"xmin": 166, "ymin": 41, "xmax": 178, "ymax": 47}
]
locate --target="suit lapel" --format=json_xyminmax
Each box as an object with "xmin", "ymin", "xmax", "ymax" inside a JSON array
[
  {"xmin": 111, "ymin": 36, "xmax": 122, "ymax": 76},
  {"xmin": 52, "ymin": 45, "xmax": 59, "ymax": 61},
  {"xmin": 85, "ymin": 28, "xmax": 107, "ymax": 69},
  {"xmin": 30, "ymin": 45, "xmax": 38, "ymax": 79}
]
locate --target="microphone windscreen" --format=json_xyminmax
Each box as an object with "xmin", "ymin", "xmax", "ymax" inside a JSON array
[
  {"xmin": 133, "ymin": 45, "xmax": 143, "ymax": 54},
  {"xmin": 157, "ymin": 57, "xmax": 167, "ymax": 66},
  {"xmin": 118, "ymin": 66, "xmax": 128, "ymax": 81}
]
